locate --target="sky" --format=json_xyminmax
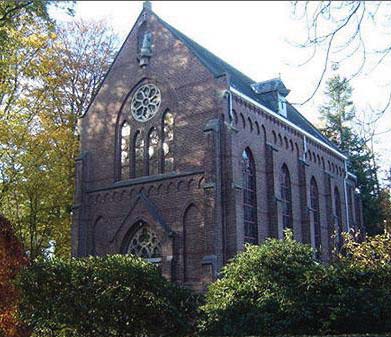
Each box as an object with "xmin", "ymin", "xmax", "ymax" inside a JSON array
[{"xmin": 50, "ymin": 1, "xmax": 391, "ymax": 180}]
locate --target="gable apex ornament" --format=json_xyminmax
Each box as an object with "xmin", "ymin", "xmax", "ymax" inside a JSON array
[
  {"xmin": 138, "ymin": 31, "xmax": 153, "ymax": 67},
  {"xmin": 143, "ymin": 1, "xmax": 152, "ymax": 11}
]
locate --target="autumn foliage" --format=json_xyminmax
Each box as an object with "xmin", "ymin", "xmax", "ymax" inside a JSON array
[{"xmin": 0, "ymin": 215, "xmax": 29, "ymax": 337}]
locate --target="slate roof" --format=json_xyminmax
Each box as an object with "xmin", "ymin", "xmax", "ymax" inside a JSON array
[{"xmin": 155, "ymin": 13, "xmax": 342, "ymax": 154}]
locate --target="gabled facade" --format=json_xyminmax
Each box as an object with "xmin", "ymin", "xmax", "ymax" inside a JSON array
[{"xmin": 72, "ymin": 2, "xmax": 362, "ymax": 291}]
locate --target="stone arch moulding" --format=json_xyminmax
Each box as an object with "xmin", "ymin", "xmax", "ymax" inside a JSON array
[
  {"xmin": 182, "ymin": 202, "xmax": 206, "ymax": 284},
  {"xmin": 120, "ymin": 216, "xmax": 175, "ymax": 281},
  {"xmin": 110, "ymin": 191, "xmax": 174, "ymax": 245},
  {"xmin": 91, "ymin": 215, "xmax": 108, "ymax": 256},
  {"xmin": 120, "ymin": 217, "xmax": 163, "ymax": 254}
]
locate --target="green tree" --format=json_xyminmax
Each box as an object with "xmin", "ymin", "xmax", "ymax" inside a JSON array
[
  {"xmin": 320, "ymin": 75, "xmax": 383, "ymax": 234},
  {"xmin": 0, "ymin": 6, "xmax": 117, "ymax": 258}
]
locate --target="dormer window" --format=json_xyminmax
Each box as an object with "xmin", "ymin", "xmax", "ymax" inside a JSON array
[
  {"xmin": 251, "ymin": 78, "xmax": 290, "ymax": 118},
  {"xmin": 278, "ymin": 93, "xmax": 287, "ymax": 117}
]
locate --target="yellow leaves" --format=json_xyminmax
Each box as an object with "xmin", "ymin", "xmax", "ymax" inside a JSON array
[{"xmin": 339, "ymin": 230, "xmax": 391, "ymax": 268}]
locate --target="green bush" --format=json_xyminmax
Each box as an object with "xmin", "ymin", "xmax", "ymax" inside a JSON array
[
  {"xmin": 306, "ymin": 263, "xmax": 391, "ymax": 334},
  {"xmin": 199, "ymin": 231, "xmax": 391, "ymax": 336},
  {"xmin": 198, "ymin": 232, "xmax": 321, "ymax": 336},
  {"xmin": 17, "ymin": 254, "xmax": 197, "ymax": 337}
]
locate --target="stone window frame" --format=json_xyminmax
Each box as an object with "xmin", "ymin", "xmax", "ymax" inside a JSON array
[
  {"xmin": 280, "ymin": 164, "xmax": 293, "ymax": 230},
  {"xmin": 120, "ymin": 121, "xmax": 131, "ymax": 180},
  {"xmin": 242, "ymin": 147, "xmax": 258, "ymax": 244},
  {"xmin": 310, "ymin": 177, "xmax": 321, "ymax": 255},
  {"xmin": 334, "ymin": 186, "xmax": 343, "ymax": 248},
  {"xmin": 147, "ymin": 127, "xmax": 160, "ymax": 176},
  {"xmin": 125, "ymin": 221, "xmax": 162, "ymax": 263},
  {"xmin": 133, "ymin": 130, "xmax": 145, "ymax": 178},
  {"xmin": 162, "ymin": 110, "xmax": 175, "ymax": 173},
  {"xmin": 117, "ymin": 113, "xmax": 176, "ymax": 181}
]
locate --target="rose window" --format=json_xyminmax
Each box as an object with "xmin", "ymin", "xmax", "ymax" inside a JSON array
[
  {"xmin": 127, "ymin": 225, "xmax": 162, "ymax": 260},
  {"xmin": 131, "ymin": 84, "xmax": 161, "ymax": 122}
]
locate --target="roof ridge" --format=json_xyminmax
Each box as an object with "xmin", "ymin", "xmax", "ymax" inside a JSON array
[
  {"xmin": 153, "ymin": 10, "xmax": 343, "ymax": 155},
  {"xmin": 154, "ymin": 13, "xmax": 254, "ymax": 82}
]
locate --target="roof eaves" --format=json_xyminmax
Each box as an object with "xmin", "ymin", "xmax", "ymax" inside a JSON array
[
  {"xmin": 80, "ymin": 9, "xmax": 148, "ymax": 119},
  {"xmin": 230, "ymin": 86, "xmax": 347, "ymax": 160}
]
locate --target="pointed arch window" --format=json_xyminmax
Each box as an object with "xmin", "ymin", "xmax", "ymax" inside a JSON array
[
  {"xmin": 162, "ymin": 111, "xmax": 174, "ymax": 172},
  {"xmin": 120, "ymin": 122, "xmax": 131, "ymax": 180},
  {"xmin": 280, "ymin": 164, "xmax": 292, "ymax": 230},
  {"xmin": 334, "ymin": 187, "xmax": 343, "ymax": 246},
  {"xmin": 242, "ymin": 148, "xmax": 258, "ymax": 244},
  {"xmin": 310, "ymin": 177, "xmax": 321, "ymax": 254},
  {"xmin": 134, "ymin": 131, "xmax": 144, "ymax": 177},
  {"xmin": 126, "ymin": 223, "xmax": 162, "ymax": 263},
  {"xmin": 347, "ymin": 185, "xmax": 354, "ymax": 227},
  {"xmin": 148, "ymin": 128, "xmax": 159, "ymax": 176}
]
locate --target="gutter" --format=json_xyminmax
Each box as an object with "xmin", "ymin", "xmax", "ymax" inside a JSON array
[{"xmin": 229, "ymin": 87, "xmax": 347, "ymax": 160}]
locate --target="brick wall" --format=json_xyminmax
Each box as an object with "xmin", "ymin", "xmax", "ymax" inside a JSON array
[{"xmin": 72, "ymin": 7, "xmax": 358, "ymax": 291}]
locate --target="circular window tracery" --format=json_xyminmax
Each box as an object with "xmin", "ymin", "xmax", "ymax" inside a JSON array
[
  {"xmin": 127, "ymin": 225, "xmax": 162, "ymax": 259},
  {"xmin": 131, "ymin": 84, "xmax": 161, "ymax": 122}
]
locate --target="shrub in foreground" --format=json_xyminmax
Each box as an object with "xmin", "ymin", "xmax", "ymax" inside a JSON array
[
  {"xmin": 307, "ymin": 262, "xmax": 391, "ymax": 334},
  {"xmin": 198, "ymin": 232, "xmax": 320, "ymax": 336},
  {"xmin": 199, "ymin": 231, "xmax": 391, "ymax": 336},
  {"xmin": 17, "ymin": 254, "xmax": 196, "ymax": 337}
]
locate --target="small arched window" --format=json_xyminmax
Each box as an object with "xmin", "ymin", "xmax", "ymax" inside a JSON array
[
  {"xmin": 280, "ymin": 164, "xmax": 292, "ymax": 230},
  {"xmin": 120, "ymin": 122, "xmax": 131, "ymax": 180},
  {"xmin": 148, "ymin": 128, "xmax": 159, "ymax": 176},
  {"xmin": 162, "ymin": 112, "xmax": 174, "ymax": 172},
  {"xmin": 310, "ymin": 177, "xmax": 321, "ymax": 255},
  {"xmin": 334, "ymin": 187, "xmax": 342, "ymax": 244},
  {"xmin": 242, "ymin": 148, "xmax": 258, "ymax": 244},
  {"xmin": 134, "ymin": 131, "xmax": 144, "ymax": 177}
]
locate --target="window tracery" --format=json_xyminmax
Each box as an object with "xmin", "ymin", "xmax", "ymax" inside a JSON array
[
  {"xmin": 131, "ymin": 84, "xmax": 161, "ymax": 122},
  {"xmin": 127, "ymin": 225, "xmax": 162, "ymax": 261}
]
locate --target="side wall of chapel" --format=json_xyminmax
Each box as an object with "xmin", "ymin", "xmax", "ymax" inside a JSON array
[{"xmin": 222, "ymin": 94, "xmax": 360, "ymax": 262}]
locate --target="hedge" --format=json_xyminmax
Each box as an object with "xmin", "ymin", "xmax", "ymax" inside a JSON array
[{"xmin": 17, "ymin": 254, "xmax": 197, "ymax": 337}]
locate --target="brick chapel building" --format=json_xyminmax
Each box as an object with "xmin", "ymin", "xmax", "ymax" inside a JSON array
[{"xmin": 72, "ymin": 2, "xmax": 362, "ymax": 290}]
